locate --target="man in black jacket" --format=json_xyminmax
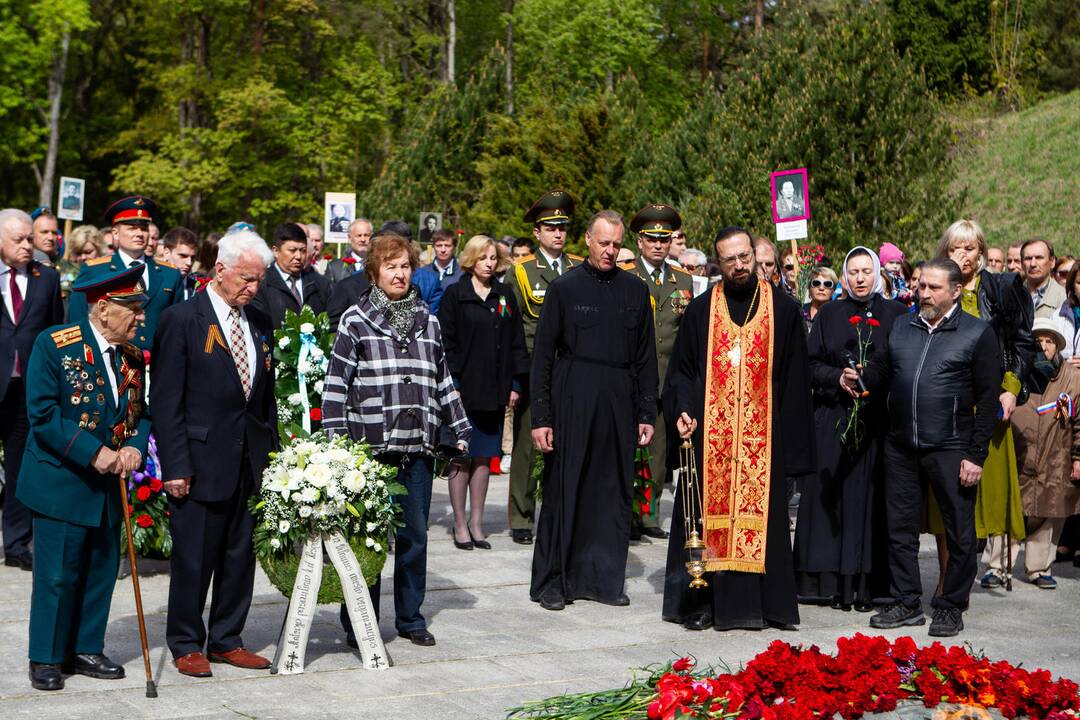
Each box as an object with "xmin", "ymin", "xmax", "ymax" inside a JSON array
[
  {"xmin": 250, "ymin": 223, "xmax": 331, "ymax": 328},
  {"xmin": 871, "ymin": 258, "xmax": 1002, "ymax": 638},
  {"xmin": 0, "ymin": 209, "xmax": 64, "ymax": 569},
  {"xmin": 151, "ymin": 229, "xmax": 279, "ymax": 678}
]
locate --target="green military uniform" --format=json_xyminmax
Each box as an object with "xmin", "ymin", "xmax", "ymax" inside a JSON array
[
  {"xmin": 16, "ymin": 265, "xmax": 150, "ymax": 678},
  {"xmin": 68, "ymin": 196, "xmax": 183, "ymax": 352},
  {"xmin": 622, "ymin": 205, "xmax": 694, "ymax": 530},
  {"xmin": 508, "ymin": 190, "xmax": 580, "ymax": 537}
]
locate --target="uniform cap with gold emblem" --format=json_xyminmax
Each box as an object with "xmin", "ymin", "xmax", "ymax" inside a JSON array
[
  {"xmin": 102, "ymin": 195, "xmax": 160, "ymax": 227},
  {"xmin": 630, "ymin": 204, "xmax": 681, "ymax": 239},
  {"xmin": 523, "ymin": 190, "xmax": 575, "ymax": 226},
  {"xmin": 72, "ymin": 262, "xmax": 149, "ymax": 305}
]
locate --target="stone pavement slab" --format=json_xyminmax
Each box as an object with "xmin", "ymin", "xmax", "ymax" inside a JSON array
[{"xmin": 1, "ymin": 473, "xmax": 1078, "ymax": 718}]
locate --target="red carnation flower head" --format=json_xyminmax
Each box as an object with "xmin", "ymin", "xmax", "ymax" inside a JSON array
[
  {"xmin": 136, "ymin": 514, "xmax": 154, "ymax": 528},
  {"xmin": 149, "ymin": 478, "xmax": 163, "ymax": 492},
  {"xmin": 136, "ymin": 486, "xmax": 151, "ymax": 502},
  {"xmin": 342, "ymin": 256, "xmax": 357, "ymax": 265},
  {"xmin": 849, "ymin": 316, "xmax": 862, "ymax": 325},
  {"xmin": 867, "ymin": 318, "xmax": 881, "ymax": 327},
  {"xmin": 323, "ymin": 253, "xmax": 333, "ymax": 260},
  {"xmin": 672, "ymin": 657, "xmax": 694, "ymax": 672},
  {"xmin": 310, "ymin": 407, "xmax": 322, "ymax": 421}
]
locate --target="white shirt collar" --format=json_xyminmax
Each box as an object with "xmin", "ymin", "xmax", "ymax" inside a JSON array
[
  {"xmin": 539, "ymin": 248, "xmax": 563, "ymax": 268},
  {"xmin": 208, "ymin": 281, "xmax": 241, "ymax": 319},
  {"xmin": 640, "ymin": 257, "xmax": 663, "ymax": 278},
  {"xmin": 276, "ymin": 263, "xmax": 299, "ymax": 283},
  {"xmin": 117, "ymin": 249, "xmax": 143, "ymax": 268}
]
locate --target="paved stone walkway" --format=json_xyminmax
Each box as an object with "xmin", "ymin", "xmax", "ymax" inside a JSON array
[{"xmin": 1, "ymin": 473, "xmax": 1078, "ymax": 718}]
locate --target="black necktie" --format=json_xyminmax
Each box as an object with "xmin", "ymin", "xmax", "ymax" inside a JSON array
[{"xmin": 104, "ymin": 347, "xmax": 119, "ymax": 403}]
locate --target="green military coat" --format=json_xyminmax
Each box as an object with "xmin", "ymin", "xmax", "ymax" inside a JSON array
[
  {"xmin": 621, "ymin": 258, "xmax": 695, "ymax": 390},
  {"xmin": 16, "ymin": 320, "xmax": 151, "ymax": 528},
  {"xmin": 510, "ymin": 251, "xmax": 582, "ymax": 354}
]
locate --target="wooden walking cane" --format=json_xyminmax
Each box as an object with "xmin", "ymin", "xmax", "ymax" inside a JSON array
[{"xmin": 118, "ymin": 470, "xmax": 158, "ymax": 697}]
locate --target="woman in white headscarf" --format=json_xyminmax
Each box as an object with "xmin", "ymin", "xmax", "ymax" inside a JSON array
[{"xmin": 794, "ymin": 247, "xmax": 908, "ymax": 611}]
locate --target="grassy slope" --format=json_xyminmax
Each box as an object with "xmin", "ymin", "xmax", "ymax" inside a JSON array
[{"xmin": 951, "ymin": 90, "xmax": 1079, "ymax": 253}]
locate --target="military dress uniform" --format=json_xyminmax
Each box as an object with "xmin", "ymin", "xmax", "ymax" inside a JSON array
[
  {"xmin": 16, "ymin": 264, "xmax": 151, "ymax": 691},
  {"xmin": 68, "ymin": 196, "xmax": 183, "ymax": 353},
  {"xmin": 621, "ymin": 205, "xmax": 694, "ymax": 534},
  {"xmin": 508, "ymin": 190, "xmax": 581, "ymax": 542}
]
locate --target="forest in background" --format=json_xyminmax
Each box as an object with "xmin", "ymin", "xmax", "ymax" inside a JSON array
[{"xmin": 1, "ymin": 0, "xmax": 1077, "ymax": 260}]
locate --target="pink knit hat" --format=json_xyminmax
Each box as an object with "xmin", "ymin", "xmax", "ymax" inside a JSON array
[{"xmin": 878, "ymin": 242, "xmax": 904, "ymax": 265}]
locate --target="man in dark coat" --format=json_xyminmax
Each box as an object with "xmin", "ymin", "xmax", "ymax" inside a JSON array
[
  {"xmin": 249, "ymin": 222, "xmax": 331, "ymax": 329},
  {"xmin": 0, "ymin": 208, "xmax": 64, "ymax": 569},
  {"xmin": 151, "ymin": 229, "xmax": 279, "ymax": 677},
  {"xmin": 662, "ymin": 227, "xmax": 815, "ymax": 632},
  {"xmin": 529, "ymin": 209, "xmax": 658, "ymax": 611}
]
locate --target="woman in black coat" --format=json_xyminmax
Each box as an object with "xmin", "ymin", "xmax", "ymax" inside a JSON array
[
  {"xmin": 437, "ymin": 236, "xmax": 529, "ymax": 550},
  {"xmin": 794, "ymin": 247, "xmax": 908, "ymax": 611}
]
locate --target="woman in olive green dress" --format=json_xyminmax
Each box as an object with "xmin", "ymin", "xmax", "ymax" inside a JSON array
[{"xmin": 933, "ymin": 219, "xmax": 1043, "ymax": 592}]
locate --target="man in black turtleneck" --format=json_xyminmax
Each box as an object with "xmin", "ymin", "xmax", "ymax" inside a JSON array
[
  {"xmin": 661, "ymin": 226, "xmax": 815, "ymax": 632},
  {"xmin": 528, "ymin": 209, "xmax": 658, "ymax": 612}
]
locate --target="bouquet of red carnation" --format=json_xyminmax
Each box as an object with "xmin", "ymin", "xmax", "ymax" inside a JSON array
[
  {"xmin": 123, "ymin": 433, "xmax": 172, "ymax": 558},
  {"xmin": 795, "ymin": 244, "xmax": 829, "ymax": 299}
]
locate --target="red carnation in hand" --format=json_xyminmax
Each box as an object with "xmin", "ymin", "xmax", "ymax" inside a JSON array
[
  {"xmin": 135, "ymin": 514, "xmax": 154, "ymax": 528},
  {"xmin": 149, "ymin": 478, "xmax": 163, "ymax": 492},
  {"xmin": 136, "ymin": 486, "xmax": 151, "ymax": 502},
  {"xmin": 867, "ymin": 318, "xmax": 881, "ymax": 327},
  {"xmin": 310, "ymin": 408, "xmax": 322, "ymax": 421},
  {"xmin": 848, "ymin": 316, "xmax": 862, "ymax": 325},
  {"xmin": 342, "ymin": 256, "xmax": 357, "ymax": 265}
]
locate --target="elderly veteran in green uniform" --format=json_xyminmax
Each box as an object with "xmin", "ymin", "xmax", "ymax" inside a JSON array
[
  {"xmin": 16, "ymin": 263, "xmax": 151, "ymax": 691},
  {"xmin": 620, "ymin": 204, "xmax": 694, "ymax": 540},
  {"xmin": 507, "ymin": 190, "xmax": 582, "ymax": 544},
  {"xmin": 69, "ymin": 196, "xmax": 183, "ymax": 354}
]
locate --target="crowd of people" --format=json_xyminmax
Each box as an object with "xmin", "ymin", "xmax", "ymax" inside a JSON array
[{"xmin": 1, "ymin": 191, "xmax": 1078, "ymax": 693}]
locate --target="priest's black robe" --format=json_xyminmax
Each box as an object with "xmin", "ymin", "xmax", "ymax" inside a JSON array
[
  {"xmin": 661, "ymin": 280, "xmax": 814, "ymax": 629},
  {"xmin": 794, "ymin": 295, "xmax": 907, "ymax": 607},
  {"xmin": 530, "ymin": 261, "xmax": 658, "ymax": 605}
]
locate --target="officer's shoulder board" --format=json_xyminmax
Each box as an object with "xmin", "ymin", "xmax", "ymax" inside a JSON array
[
  {"xmin": 514, "ymin": 254, "xmax": 535, "ymax": 266},
  {"xmin": 156, "ymin": 259, "xmax": 177, "ymax": 270},
  {"xmin": 617, "ymin": 261, "xmax": 637, "ymax": 272},
  {"xmin": 84, "ymin": 256, "xmax": 112, "ymax": 267},
  {"xmin": 566, "ymin": 253, "xmax": 584, "ymax": 262},
  {"xmin": 670, "ymin": 264, "xmax": 693, "ymax": 277},
  {"xmin": 51, "ymin": 326, "xmax": 82, "ymax": 348}
]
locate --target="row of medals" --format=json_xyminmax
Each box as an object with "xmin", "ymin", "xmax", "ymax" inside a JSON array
[{"xmin": 61, "ymin": 355, "xmax": 107, "ymax": 431}]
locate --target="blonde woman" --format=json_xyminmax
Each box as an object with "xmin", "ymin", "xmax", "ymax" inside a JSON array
[
  {"xmin": 934, "ymin": 219, "xmax": 1042, "ymax": 591},
  {"xmin": 437, "ymin": 236, "xmax": 529, "ymax": 550}
]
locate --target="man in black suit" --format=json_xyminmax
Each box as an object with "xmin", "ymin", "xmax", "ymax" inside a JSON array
[
  {"xmin": 151, "ymin": 229, "xmax": 279, "ymax": 678},
  {"xmin": 250, "ymin": 223, "xmax": 331, "ymax": 328},
  {"xmin": 0, "ymin": 209, "xmax": 64, "ymax": 569}
]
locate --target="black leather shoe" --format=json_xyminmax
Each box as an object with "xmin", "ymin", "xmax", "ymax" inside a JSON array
[
  {"xmin": 65, "ymin": 653, "xmax": 125, "ymax": 680},
  {"xmin": 642, "ymin": 527, "xmax": 669, "ymax": 539},
  {"xmin": 511, "ymin": 529, "xmax": 533, "ymax": 545},
  {"xmin": 683, "ymin": 612, "xmax": 713, "ymax": 631},
  {"xmin": 629, "ymin": 526, "xmax": 643, "ymax": 541},
  {"xmin": 538, "ymin": 595, "xmax": 566, "ymax": 611},
  {"xmin": 29, "ymin": 663, "xmax": 64, "ymax": 691},
  {"xmin": 5, "ymin": 552, "xmax": 32, "ymax": 571},
  {"xmin": 453, "ymin": 537, "xmax": 474, "ymax": 550},
  {"xmin": 598, "ymin": 593, "xmax": 630, "ymax": 607},
  {"xmin": 397, "ymin": 629, "xmax": 436, "ymax": 646},
  {"xmin": 469, "ymin": 531, "xmax": 492, "ymax": 550}
]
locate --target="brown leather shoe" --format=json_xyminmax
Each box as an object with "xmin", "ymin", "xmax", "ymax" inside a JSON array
[
  {"xmin": 174, "ymin": 652, "xmax": 212, "ymax": 677},
  {"xmin": 208, "ymin": 648, "xmax": 271, "ymax": 670}
]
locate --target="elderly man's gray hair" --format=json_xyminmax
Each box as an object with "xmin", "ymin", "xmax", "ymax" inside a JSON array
[
  {"xmin": 348, "ymin": 217, "xmax": 372, "ymax": 233},
  {"xmin": 217, "ymin": 229, "xmax": 273, "ymax": 268},
  {"xmin": 680, "ymin": 248, "xmax": 708, "ymax": 266},
  {"xmin": 0, "ymin": 208, "xmax": 33, "ymax": 231}
]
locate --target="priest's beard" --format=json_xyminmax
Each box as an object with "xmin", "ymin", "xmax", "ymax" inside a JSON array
[{"xmin": 722, "ymin": 265, "xmax": 758, "ymax": 294}]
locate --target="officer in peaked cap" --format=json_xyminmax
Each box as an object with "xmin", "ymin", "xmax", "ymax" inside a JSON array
[
  {"xmin": 507, "ymin": 190, "xmax": 582, "ymax": 544},
  {"xmin": 620, "ymin": 204, "xmax": 695, "ymax": 540},
  {"xmin": 17, "ymin": 262, "xmax": 150, "ymax": 691},
  {"xmin": 68, "ymin": 196, "xmax": 183, "ymax": 353}
]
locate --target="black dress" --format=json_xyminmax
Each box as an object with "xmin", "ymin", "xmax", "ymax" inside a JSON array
[
  {"xmin": 661, "ymin": 281, "xmax": 815, "ymax": 629},
  {"xmin": 793, "ymin": 295, "xmax": 907, "ymax": 608},
  {"xmin": 529, "ymin": 261, "xmax": 658, "ymax": 605}
]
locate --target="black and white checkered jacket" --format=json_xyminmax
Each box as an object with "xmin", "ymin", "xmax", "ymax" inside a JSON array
[{"xmin": 322, "ymin": 290, "xmax": 471, "ymax": 455}]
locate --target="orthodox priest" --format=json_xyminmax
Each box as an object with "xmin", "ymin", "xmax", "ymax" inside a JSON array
[
  {"xmin": 529, "ymin": 210, "xmax": 658, "ymax": 611},
  {"xmin": 661, "ymin": 227, "xmax": 815, "ymax": 631}
]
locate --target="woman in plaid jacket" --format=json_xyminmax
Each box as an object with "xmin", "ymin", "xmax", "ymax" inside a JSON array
[{"xmin": 322, "ymin": 232, "xmax": 471, "ymax": 649}]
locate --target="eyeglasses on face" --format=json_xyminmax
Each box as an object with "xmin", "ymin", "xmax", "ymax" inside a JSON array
[
  {"xmin": 783, "ymin": 264, "xmax": 795, "ymax": 271},
  {"xmin": 810, "ymin": 279, "xmax": 835, "ymax": 289},
  {"xmin": 718, "ymin": 251, "xmax": 754, "ymax": 266}
]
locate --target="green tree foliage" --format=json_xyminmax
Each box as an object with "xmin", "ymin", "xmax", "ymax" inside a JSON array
[
  {"xmin": 888, "ymin": 0, "xmax": 992, "ymax": 97},
  {"xmin": 624, "ymin": 1, "xmax": 959, "ymax": 259}
]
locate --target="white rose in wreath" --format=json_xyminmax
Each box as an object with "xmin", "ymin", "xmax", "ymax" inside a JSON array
[
  {"xmin": 278, "ymin": 336, "xmax": 290, "ymax": 349},
  {"xmin": 278, "ymin": 520, "xmax": 291, "ymax": 533},
  {"xmin": 300, "ymin": 486, "xmax": 320, "ymax": 503},
  {"xmin": 300, "ymin": 322, "xmax": 315, "ymax": 334},
  {"xmin": 306, "ymin": 464, "xmax": 332, "ymax": 488},
  {"xmin": 311, "ymin": 346, "xmax": 324, "ymax": 359},
  {"xmin": 342, "ymin": 470, "xmax": 367, "ymax": 493},
  {"xmin": 298, "ymin": 505, "xmax": 313, "ymax": 518}
]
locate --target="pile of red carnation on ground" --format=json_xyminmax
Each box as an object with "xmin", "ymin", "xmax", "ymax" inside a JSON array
[{"xmin": 508, "ymin": 634, "xmax": 1080, "ymax": 720}]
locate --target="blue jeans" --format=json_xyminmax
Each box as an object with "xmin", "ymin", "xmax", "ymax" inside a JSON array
[{"xmin": 342, "ymin": 454, "xmax": 434, "ymax": 635}]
